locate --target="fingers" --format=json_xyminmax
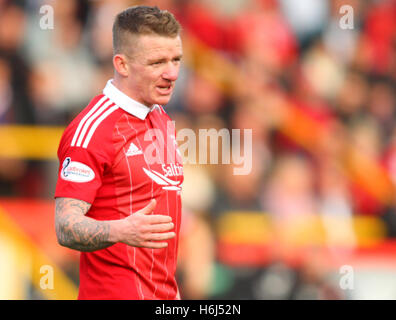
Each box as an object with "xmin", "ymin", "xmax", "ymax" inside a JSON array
[
  {"xmin": 148, "ymin": 222, "xmax": 174, "ymax": 233},
  {"xmin": 146, "ymin": 214, "xmax": 173, "ymax": 224},
  {"xmin": 136, "ymin": 199, "xmax": 172, "ymax": 224},
  {"xmin": 141, "ymin": 241, "xmax": 169, "ymax": 249},
  {"xmin": 139, "ymin": 199, "xmax": 156, "ymax": 215},
  {"xmin": 140, "ymin": 230, "xmax": 175, "ymax": 244},
  {"xmin": 137, "ymin": 232, "xmax": 176, "ymax": 249},
  {"xmin": 139, "ymin": 221, "xmax": 175, "ymax": 249},
  {"xmin": 149, "ymin": 231, "xmax": 176, "ymax": 241}
]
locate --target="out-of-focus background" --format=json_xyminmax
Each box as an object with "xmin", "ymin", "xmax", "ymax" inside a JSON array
[{"xmin": 1, "ymin": 0, "xmax": 396, "ymax": 300}]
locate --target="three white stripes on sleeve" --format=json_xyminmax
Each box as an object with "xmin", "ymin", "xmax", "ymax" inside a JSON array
[{"xmin": 71, "ymin": 96, "xmax": 119, "ymax": 149}]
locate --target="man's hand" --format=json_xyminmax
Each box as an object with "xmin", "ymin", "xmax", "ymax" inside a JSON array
[{"xmin": 112, "ymin": 199, "xmax": 175, "ymax": 249}]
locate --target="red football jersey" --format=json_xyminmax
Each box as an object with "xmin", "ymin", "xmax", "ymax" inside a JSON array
[{"xmin": 55, "ymin": 80, "xmax": 183, "ymax": 300}]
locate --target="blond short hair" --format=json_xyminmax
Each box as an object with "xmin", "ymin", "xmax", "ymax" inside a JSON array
[{"xmin": 112, "ymin": 5, "xmax": 181, "ymax": 55}]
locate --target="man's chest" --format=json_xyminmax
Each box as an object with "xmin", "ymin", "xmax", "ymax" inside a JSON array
[{"xmin": 111, "ymin": 113, "xmax": 183, "ymax": 194}]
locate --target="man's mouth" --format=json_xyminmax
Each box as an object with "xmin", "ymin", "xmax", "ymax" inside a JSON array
[{"xmin": 156, "ymin": 84, "xmax": 173, "ymax": 95}]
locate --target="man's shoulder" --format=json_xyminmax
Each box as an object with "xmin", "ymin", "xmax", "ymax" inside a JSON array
[
  {"xmin": 60, "ymin": 94, "xmax": 123, "ymax": 152},
  {"xmin": 68, "ymin": 94, "xmax": 110, "ymax": 129}
]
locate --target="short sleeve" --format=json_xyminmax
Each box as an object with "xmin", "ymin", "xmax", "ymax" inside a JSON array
[{"xmin": 55, "ymin": 145, "xmax": 110, "ymax": 204}]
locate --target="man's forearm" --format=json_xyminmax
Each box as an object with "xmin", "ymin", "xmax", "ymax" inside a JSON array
[
  {"xmin": 55, "ymin": 198, "xmax": 116, "ymax": 252},
  {"xmin": 55, "ymin": 197, "xmax": 176, "ymax": 251}
]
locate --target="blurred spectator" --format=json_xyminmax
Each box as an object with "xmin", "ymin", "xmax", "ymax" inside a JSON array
[
  {"xmin": 261, "ymin": 154, "xmax": 317, "ymax": 228},
  {"xmin": 334, "ymin": 69, "xmax": 369, "ymax": 124},
  {"xmin": 176, "ymin": 0, "xmax": 228, "ymax": 51},
  {"xmin": 231, "ymin": 0, "xmax": 298, "ymax": 76},
  {"xmin": 291, "ymin": 252, "xmax": 344, "ymax": 300},
  {"xmin": 322, "ymin": 0, "xmax": 365, "ymax": 66},
  {"xmin": 0, "ymin": 1, "xmax": 37, "ymax": 198},
  {"xmin": 24, "ymin": 0, "xmax": 96, "ymax": 123},
  {"xmin": 279, "ymin": 0, "xmax": 329, "ymax": 49},
  {"xmin": 318, "ymin": 160, "xmax": 357, "ymax": 256},
  {"xmin": 347, "ymin": 117, "xmax": 385, "ymax": 215},
  {"xmin": 177, "ymin": 205, "xmax": 215, "ymax": 299},
  {"xmin": 299, "ymin": 39, "xmax": 345, "ymax": 101},
  {"xmin": 182, "ymin": 73, "xmax": 226, "ymax": 116},
  {"xmin": 0, "ymin": 3, "xmax": 34, "ymax": 124},
  {"xmin": 363, "ymin": 0, "xmax": 396, "ymax": 74},
  {"xmin": 367, "ymin": 76, "xmax": 396, "ymax": 140}
]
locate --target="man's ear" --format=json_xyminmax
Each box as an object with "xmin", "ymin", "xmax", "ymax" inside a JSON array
[{"xmin": 113, "ymin": 54, "xmax": 129, "ymax": 77}]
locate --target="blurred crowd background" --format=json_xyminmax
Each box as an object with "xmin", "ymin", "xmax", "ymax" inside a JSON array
[{"xmin": 1, "ymin": 0, "xmax": 396, "ymax": 300}]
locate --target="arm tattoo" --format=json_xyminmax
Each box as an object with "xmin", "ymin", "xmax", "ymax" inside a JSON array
[{"xmin": 55, "ymin": 198, "xmax": 113, "ymax": 252}]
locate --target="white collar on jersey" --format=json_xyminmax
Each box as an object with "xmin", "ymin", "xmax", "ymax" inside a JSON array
[{"xmin": 103, "ymin": 79, "xmax": 155, "ymax": 120}]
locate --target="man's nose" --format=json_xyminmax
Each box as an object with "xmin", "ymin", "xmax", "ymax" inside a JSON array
[{"xmin": 162, "ymin": 62, "xmax": 179, "ymax": 81}]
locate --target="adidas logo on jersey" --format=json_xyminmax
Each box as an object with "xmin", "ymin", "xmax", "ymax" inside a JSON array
[{"xmin": 126, "ymin": 142, "xmax": 143, "ymax": 157}]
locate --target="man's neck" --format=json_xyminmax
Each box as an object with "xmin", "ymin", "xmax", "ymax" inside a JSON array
[{"xmin": 112, "ymin": 76, "xmax": 151, "ymax": 108}]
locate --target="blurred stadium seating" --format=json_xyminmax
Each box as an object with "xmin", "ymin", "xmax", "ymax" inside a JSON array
[{"xmin": 1, "ymin": 0, "xmax": 396, "ymax": 299}]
